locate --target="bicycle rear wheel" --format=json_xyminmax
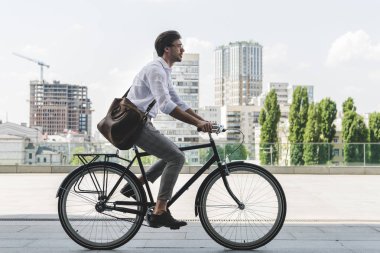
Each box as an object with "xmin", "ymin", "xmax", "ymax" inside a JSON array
[
  {"xmin": 198, "ymin": 163, "xmax": 286, "ymax": 250},
  {"xmin": 58, "ymin": 162, "xmax": 146, "ymax": 250}
]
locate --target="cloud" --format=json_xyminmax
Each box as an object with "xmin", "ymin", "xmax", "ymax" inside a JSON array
[
  {"xmin": 263, "ymin": 43, "xmax": 288, "ymax": 65},
  {"xmin": 183, "ymin": 37, "xmax": 214, "ymax": 53},
  {"xmin": 295, "ymin": 62, "xmax": 311, "ymax": 71},
  {"xmin": 326, "ymin": 30, "xmax": 380, "ymax": 67},
  {"xmin": 368, "ymin": 70, "xmax": 380, "ymax": 81},
  {"xmin": 140, "ymin": 0, "xmax": 188, "ymax": 3},
  {"xmin": 181, "ymin": 37, "xmax": 215, "ymax": 106},
  {"xmin": 107, "ymin": 67, "xmax": 137, "ymax": 84},
  {"xmin": 71, "ymin": 24, "xmax": 84, "ymax": 31},
  {"xmin": 20, "ymin": 44, "xmax": 48, "ymax": 56}
]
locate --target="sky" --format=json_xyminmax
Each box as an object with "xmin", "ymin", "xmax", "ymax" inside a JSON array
[{"xmin": 0, "ymin": 0, "xmax": 379, "ymax": 133}]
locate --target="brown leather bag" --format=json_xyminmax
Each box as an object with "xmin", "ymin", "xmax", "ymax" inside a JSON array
[{"xmin": 97, "ymin": 88, "xmax": 156, "ymax": 150}]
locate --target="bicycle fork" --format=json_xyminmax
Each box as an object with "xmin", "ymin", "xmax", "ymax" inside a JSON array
[{"xmin": 220, "ymin": 164, "xmax": 245, "ymax": 210}]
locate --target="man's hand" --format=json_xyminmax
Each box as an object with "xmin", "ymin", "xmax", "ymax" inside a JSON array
[{"xmin": 197, "ymin": 121, "xmax": 213, "ymax": 133}]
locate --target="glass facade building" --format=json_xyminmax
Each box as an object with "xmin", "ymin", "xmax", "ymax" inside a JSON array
[
  {"xmin": 215, "ymin": 41, "xmax": 263, "ymax": 106},
  {"xmin": 153, "ymin": 54, "xmax": 200, "ymax": 164}
]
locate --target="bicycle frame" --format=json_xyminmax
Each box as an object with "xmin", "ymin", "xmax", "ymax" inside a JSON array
[
  {"xmin": 132, "ymin": 132, "xmax": 242, "ymax": 209},
  {"xmin": 67, "ymin": 132, "xmax": 243, "ymax": 213}
]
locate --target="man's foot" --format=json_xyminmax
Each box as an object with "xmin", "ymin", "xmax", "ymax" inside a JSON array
[
  {"xmin": 148, "ymin": 211, "xmax": 187, "ymax": 230},
  {"xmin": 120, "ymin": 184, "xmax": 136, "ymax": 200}
]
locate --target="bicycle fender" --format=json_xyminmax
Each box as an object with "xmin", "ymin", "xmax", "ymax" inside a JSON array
[
  {"xmin": 194, "ymin": 161, "xmax": 246, "ymax": 217},
  {"xmin": 56, "ymin": 165, "xmax": 87, "ymax": 198}
]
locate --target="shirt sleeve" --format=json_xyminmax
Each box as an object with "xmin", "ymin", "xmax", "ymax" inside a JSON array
[
  {"xmin": 169, "ymin": 82, "xmax": 190, "ymax": 111},
  {"xmin": 146, "ymin": 66, "xmax": 177, "ymax": 114}
]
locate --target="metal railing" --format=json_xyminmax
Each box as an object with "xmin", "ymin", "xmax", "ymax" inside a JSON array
[{"xmin": 1, "ymin": 141, "xmax": 380, "ymax": 166}]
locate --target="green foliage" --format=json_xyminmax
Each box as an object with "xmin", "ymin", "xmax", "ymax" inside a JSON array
[
  {"xmin": 139, "ymin": 156, "xmax": 158, "ymax": 165},
  {"xmin": 318, "ymin": 98, "xmax": 337, "ymax": 164},
  {"xmin": 200, "ymin": 144, "xmax": 247, "ymax": 162},
  {"xmin": 259, "ymin": 90, "xmax": 281, "ymax": 165},
  {"xmin": 342, "ymin": 97, "xmax": 356, "ymax": 114},
  {"xmin": 70, "ymin": 146, "xmax": 86, "ymax": 165},
  {"xmin": 204, "ymin": 145, "xmax": 226, "ymax": 162},
  {"xmin": 342, "ymin": 98, "xmax": 368, "ymax": 163},
  {"xmin": 303, "ymin": 103, "xmax": 321, "ymax": 165},
  {"xmin": 289, "ymin": 87, "xmax": 309, "ymax": 165},
  {"xmin": 225, "ymin": 144, "xmax": 248, "ymax": 161},
  {"xmin": 319, "ymin": 98, "xmax": 337, "ymax": 142},
  {"xmin": 368, "ymin": 112, "xmax": 380, "ymax": 163}
]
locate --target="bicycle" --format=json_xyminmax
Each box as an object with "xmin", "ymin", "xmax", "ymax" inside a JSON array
[{"xmin": 56, "ymin": 125, "xmax": 286, "ymax": 250}]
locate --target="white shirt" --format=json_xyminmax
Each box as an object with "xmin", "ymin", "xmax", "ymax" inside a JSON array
[{"xmin": 127, "ymin": 57, "xmax": 190, "ymax": 118}]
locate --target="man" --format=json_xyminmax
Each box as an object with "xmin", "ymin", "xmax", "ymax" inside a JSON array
[{"xmin": 121, "ymin": 30, "xmax": 212, "ymax": 229}]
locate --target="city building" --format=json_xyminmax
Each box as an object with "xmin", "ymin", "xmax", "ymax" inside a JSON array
[
  {"xmin": 198, "ymin": 106, "xmax": 226, "ymax": 141},
  {"xmin": 29, "ymin": 80, "xmax": 92, "ymax": 136},
  {"xmin": 198, "ymin": 106, "xmax": 222, "ymax": 127},
  {"xmin": 270, "ymin": 82, "xmax": 289, "ymax": 105},
  {"xmin": 0, "ymin": 121, "xmax": 64, "ymax": 165},
  {"xmin": 152, "ymin": 53, "xmax": 200, "ymax": 164},
  {"xmin": 221, "ymin": 105, "xmax": 262, "ymax": 158},
  {"xmin": 215, "ymin": 41, "xmax": 263, "ymax": 106},
  {"xmin": 0, "ymin": 121, "xmax": 43, "ymax": 143}
]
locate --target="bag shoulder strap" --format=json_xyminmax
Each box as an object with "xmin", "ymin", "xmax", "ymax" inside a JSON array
[
  {"xmin": 122, "ymin": 88, "xmax": 131, "ymax": 98},
  {"xmin": 123, "ymin": 87, "xmax": 156, "ymax": 114},
  {"xmin": 125, "ymin": 58, "xmax": 168, "ymax": 113}
]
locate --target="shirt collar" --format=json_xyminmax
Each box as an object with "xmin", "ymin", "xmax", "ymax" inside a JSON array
[{"xmin": 157, "ymin": 57, "xmax": 171, "ymax": 71}]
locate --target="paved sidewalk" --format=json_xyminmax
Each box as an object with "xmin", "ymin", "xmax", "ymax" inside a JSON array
[
  {"xmin": 0, "ymin": 219, "xmax": 380, "ymax": 252},
  {"xmin": 1, "ymin": 174, "xmax": 380, "ymax": 252}
]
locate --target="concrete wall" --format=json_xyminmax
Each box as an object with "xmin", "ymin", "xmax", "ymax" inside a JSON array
[{"xmin": 1, "ymin": 164, "xmax": 380, "ymax": 174}]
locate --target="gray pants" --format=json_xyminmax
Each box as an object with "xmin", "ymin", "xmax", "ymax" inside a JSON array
[{"xmin": 134, "ymin": 121, "xmax": 185, "ymax": 201}]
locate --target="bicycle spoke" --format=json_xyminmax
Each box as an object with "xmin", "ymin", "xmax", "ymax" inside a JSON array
[
  {"xmin": 199, "ymin": 164, "xmax": 286, "ymax": 250},
  {"xmin": 58, "ymin": 163, "xmax": 145, "ymax": 250}
]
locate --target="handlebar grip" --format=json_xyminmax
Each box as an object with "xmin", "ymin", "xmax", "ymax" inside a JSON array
[{"xmin": 198, "ymin": 124, "xmax": 226, "ymax": 134}]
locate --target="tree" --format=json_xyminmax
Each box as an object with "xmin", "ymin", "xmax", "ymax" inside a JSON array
[
  {"xmin": 342, "ymin": 98, "xmax": 368, "ymax": 163},
  {"xmin": 303, "ymin": 103, "xmax": 321, "ymax": 165},
  {"xmin": 259, "ymin": 90, "xmax": 281, "ymax": 165},
  {"xmin": 289, "ymin": 87, "xmax": 309, "ymax": 165},
  {"xmin": 204, "ymin": 145, "xmax": 226, "ymax": 162},
  {"xmin": 70, "ymin": 146, "xmax": 86, "ymax": 165},
  {"xmin": 225, "ymin": 144, "xmax": 248, "ymax": 161},
  {"xmin": 368, "ymin": 112, "xmax": 380, "ymax": 164},
  {"xmin": 318, "ymin": 98, "xmax": 337, "ymax": 163},
  {"xmin": 343, "ymin": 97, "xmax": 356, "ymax": 114}
]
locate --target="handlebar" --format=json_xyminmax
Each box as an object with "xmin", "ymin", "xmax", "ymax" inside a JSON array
[{"xmin": 197, "ymin": 124, "xmax": 240, "ymax": 135}]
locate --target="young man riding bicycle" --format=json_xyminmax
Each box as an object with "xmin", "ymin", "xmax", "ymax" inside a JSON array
[{"xmin": 121, "ymin": 30, "xmax": 212, "ymax": 229}]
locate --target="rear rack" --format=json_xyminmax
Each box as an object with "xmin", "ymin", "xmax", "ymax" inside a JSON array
[{"xmin": 73, "ymin": 152, "xmax": 132, "ymax": 165}]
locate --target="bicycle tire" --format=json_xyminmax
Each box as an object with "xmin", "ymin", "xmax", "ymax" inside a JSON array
[
  {"xmin": 58, "ymin": 162, "xmax": 146, "ymax": 250},
  {"xmin": 198, "ymin": 162, "xmax": 286, "ymax": 250}
]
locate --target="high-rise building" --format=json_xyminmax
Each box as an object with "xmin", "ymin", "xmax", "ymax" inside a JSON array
[
  {"xmin": 270, "ymin": 82, "xmax": 289, "ymax": 105},
  {"xmin": 153, "ymin": 54, "xmax": 200, "ymax": 164},
  {"xmin": 29, "ymin": 80, "xmax": 92, "ymax": 136},
  {"xmin": 215, "ymin": 41, "xmax": 263, "ymax": 106}
]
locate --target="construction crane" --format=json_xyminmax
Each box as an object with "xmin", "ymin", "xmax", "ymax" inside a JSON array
[{"xmin": 13, "ymin": 52, "xmax": 50, "ymax": 83}]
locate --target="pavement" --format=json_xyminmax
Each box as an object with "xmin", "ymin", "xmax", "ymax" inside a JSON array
[{"xmin": 1, "ymin": 173, "xmax": 380, "ymax": 252}]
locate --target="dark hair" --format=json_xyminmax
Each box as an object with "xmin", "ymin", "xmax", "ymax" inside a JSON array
[{"xmin": 155, "ymin": 30, "xmax": 181, "ymax": 57}]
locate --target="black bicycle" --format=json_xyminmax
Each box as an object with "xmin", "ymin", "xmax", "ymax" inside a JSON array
[{"xmin": 56, "ymin": 125, "xmax": 286, "ymax": 250}]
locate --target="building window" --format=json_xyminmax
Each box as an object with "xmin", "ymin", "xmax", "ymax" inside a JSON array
[
  {"xmin": 333, "ymin": 149, "xmax": 339, "ymax": 157},
  {"xmin": 29, "ymin": 153, "xmax": 33, "ymax": 159},
  {"xmin": 43, "ymin": 158, "xmax": 47, "ymax": 163}
]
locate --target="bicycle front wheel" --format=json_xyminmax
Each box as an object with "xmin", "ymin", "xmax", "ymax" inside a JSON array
[
  {"xmin": 198, "ymin": 163, "xmax": 286, "ymax": 250},
  {"xmin": 58, "ymin": 162, "xmax": 146, "ymax": 250}
]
